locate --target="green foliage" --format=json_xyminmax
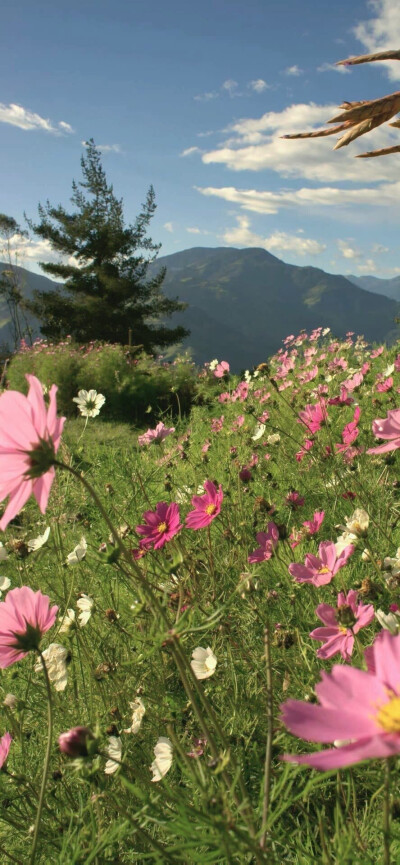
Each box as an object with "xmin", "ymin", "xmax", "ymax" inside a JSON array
[
  {"xmin": 25, "ymin": 140, "xmax": 189, "ymax": 351},
  {"xmin": 7, "ymin": 338, "xmax": 199, "ymax": 423}
]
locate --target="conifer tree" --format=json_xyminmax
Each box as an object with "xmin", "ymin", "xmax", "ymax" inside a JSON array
[{"xmin": 25, "ymin": 140, "xmax": 189, "ymax": 349}]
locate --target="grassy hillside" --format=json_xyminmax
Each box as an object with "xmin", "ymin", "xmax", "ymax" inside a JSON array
[{"xmin": 0, "ymin": 327, "xmax": 400, "ymax": 862}]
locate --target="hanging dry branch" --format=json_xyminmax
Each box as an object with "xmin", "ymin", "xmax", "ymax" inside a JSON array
[{"xmin": 282, "ymin": 49, "xmax": 400, "ymax": 158}]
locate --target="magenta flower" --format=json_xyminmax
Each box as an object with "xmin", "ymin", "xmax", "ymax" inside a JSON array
[
  {"xmin": 248, "ymin": 523, "xmax": 279, "ymax": 563},
  {"xmin": 281, "ymin": 630, "xmax": 400, "ymax": 770},
  {"xmin": 214, "ymin": 361, "xmax": 230, "ymax": 379},
  {"xmin": 185, "ymin": 481, "xmax": 223, "ymax": 530},
  {"xmin": 59, "ymin": 726, "xmax": 95, "ymax": 757},
  {"xmin": 285, "ymin": 490, "xmax": 305, "ymax": 509},
  {"xmin": 136, "ymin": 502, "xmax": 182, "ymax": 550},
  {"xmin": 303, "ymin": 510, "xmax": 325, "ymax": 536},
  {"xmin": 0, "ymin": 374, "xmax": 65, "ymax": 530},
  {"xmin": 297, "ymin": 401, "xmax": 327, "ymax": 434},
  {"xmin": 0, "ymin": 732, "xmax": 12, "ymax": 768},
  {"xmin": 367, "ymin": 408, "xmax": 400, "ymax": 454},
  {"xmin": 0, "ymin": 586, "xmax": 58, "ymax": 667},
  {"xmin": 310, "ymin": 590, "xmax": 374, "ymax": 660},
  {"xmin": 288, "ymin": 540, "xmax": 354, "ymax": 587},
  {"xmin": 138, "ymin": 422, "xmax": 175, "ymax": 446}
]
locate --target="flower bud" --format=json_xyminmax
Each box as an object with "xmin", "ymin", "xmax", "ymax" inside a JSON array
[{"xmin": 58, "ymin": 726, "xmax": 94, "ymax": 758}]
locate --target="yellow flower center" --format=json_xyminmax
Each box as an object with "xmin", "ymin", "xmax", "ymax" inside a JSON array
[
  {"xmin": 376, "ymin": 695, "xmax": 400, "ymax": 733},
  {"xmin": 205, "ymin": 504, "xmax": 216, "ymax": 516},
  {"xmin": 157, "ymin": 522, "xmax": 167, "ymax": 533},
  {"xmin": 318, "ymin": 566, "xmax": 330, "ymax": 575}
]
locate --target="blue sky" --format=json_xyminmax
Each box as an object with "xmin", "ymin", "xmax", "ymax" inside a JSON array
[{"xmin": 2, "ymin": 0, "xmax": 400, "ymax": 277}]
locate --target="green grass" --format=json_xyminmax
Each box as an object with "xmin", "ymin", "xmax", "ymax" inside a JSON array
[{"xmin": 0, "ymin": 332, "xmax": 400, "ymax": 863}]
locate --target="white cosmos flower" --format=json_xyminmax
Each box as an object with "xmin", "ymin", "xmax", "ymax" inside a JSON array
[
  {"xmin": 175, "ymin": 486, "xmax": 192, "ymax": 504},
  {"xmin": 104, "ymin": 736, "xmax": 122, "ymax": 775},
  {"xmin": 0, "ymin": 543, "xmax": 8, "ymax": 561},
  {"xmin": 252, "ymin": 423, "xmax": 266, "ymax": 441},
  {"xmin": 66, "ymin": 537, "xmax": 87, "ymax": 565},
  {"xmin": 335, "ymin": 531, "xmax": 358, "ymax": 555},
  {"xmin": 344, "ymin": 509, "xmax": 369, "ymax": 537},
  {"xmin": 27, "ymin": 526, "xmax": 50, "ymax": 552},
  {"xmin": 376, "ymin": 609, "xmax": 400, "ymax": 635},
  {"xmin": 322, "ymin": 327, "xmax": 331, "ymax": 336},
  {"xmin": 190, "ymin": 646, "xmax": 217, "ymax": 680},
  {"xmin": 384, "ymin": 548, "xmax": 400, "ymax": 576},
  {"xmin": 384, "ymin": 364, "xmax": 395, "ymax": 377},
  {"xmin": 35, "ymin": 644, "xmax": 69, "ymax": 691},
  {"xmin": 208, "ymin": 359, "xmax": 219, "ymax": 371},
  {"xmin": 0, "ymin": 577, "xmax": 10, "ymax": 597},
  {"xmin": 59, "ymin": 608, "xmax": 76, "ymax": 634},
  {"xmin": 150, "ymin": 737, "xmax": 173, "ymax": 782},
  {"xmin": 124, "ymin": 698, "xmax": 146, "ymax": 734},
  {"xmin": 73, "ymin": 389, "xmax": 106, "ymax": 418},
  {"xmin": 267, "ymin": 433, "xmax": 280, "ymax": 446},
  {"xmin": 76, "ymin": 594, "xmax": 94, "ymax": 627}
]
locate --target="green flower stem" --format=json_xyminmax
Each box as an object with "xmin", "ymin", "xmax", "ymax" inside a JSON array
[
  {"xmin": 383, "ymin": 758, "xmax": 392, "ymax": 865},
  {"xmin": 259, "ymin": 624, "xmax": 273, "ymax": 850},
  {"xmin": 28, "ymin": 651, "xmax": 53, "ymax": 865}
]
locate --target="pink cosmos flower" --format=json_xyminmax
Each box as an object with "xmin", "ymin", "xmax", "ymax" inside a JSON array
[
  {"xmin": 285, "ymin": 490, "xmax": 305, "ymax": 509},
  {"xmin": 335, "ymin": 406, "xmax": 361, "ymax": 455},
  {"xmin": 214, "ymin": 361, "xmax": 230, "ymax": 379},
  {"xmin": 0, "ymin": 732, "xmax": 12, "ymax": 767},
  {"xmin": 0, "ymin": 586, "xmax": 58, "ymax": 667},
  {"xmin": 327, "ymin": 386, "xmax": 353, "ymax": 406},
  {"xmin": 295, "ymin": 439, "xmax": 314, "ymax": 463},
  {"xmin": 376, "ymin": 377, "xmax": 393, "ymax": 393},
  {"xmin": 0, "ymin": 374, "xmax": 65, "ymax": 530},
  {"xmin": 343, "ymin": 372, "xmax": 363, "ymax": 392},
  {"xmin": 310, "ymin": 590, "xmax": 374, "ymax": 660},
  {"xmin": 367, "ymin": 408, "xmax": 400, "ymax": 454},
  {"xmin": 138, "ymin": 422, "xmax": 175, "ymax": 446},
  {"xmin": 185, "ymin": 481, "xmax": 223, "ymax": 530},
  {"xmin": 248, "ymin": 523, "xmax": 279, "ymax": 563},
  {"xmin": 136, "ymin": 502, "xmax": 182, "ymax": 550},
  {"xmin": 288, "ymin": 540, "xmax": 354, "ymax": 587},
  {"xmin": 211, "ymin": 416, "xmax": 224, "ymax": 433},
  {"xmin": 370, "ymin": 346, "xmax": 384, "ymax": 359},
  {"xmin": 281, "ymin": 630, "xmax": 400, "ymax": 770},
  {"xmin": 303, "ymin": 510, "xmax": 325, "ymax": 536},
  {"xmin": 297, "ymin": 401, "xmax": 327, "ymax": 434}
]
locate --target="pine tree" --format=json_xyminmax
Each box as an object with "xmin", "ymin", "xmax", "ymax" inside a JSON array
[{"xmin": 25, "ymin": 140, "xmax": 189, "ymax": 349}]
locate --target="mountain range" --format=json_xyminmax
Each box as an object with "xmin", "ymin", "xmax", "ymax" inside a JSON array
[{"xmin": 1, "ymin": 248, "xmax": 399, "ymax": 370}]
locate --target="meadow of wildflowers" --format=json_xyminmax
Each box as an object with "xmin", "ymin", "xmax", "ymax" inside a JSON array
[{"xmin": 2, "ymin": 328, "xmax": 400, "ymax": 862}]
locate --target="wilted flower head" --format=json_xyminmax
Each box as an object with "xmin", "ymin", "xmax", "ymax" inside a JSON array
[
  {"xmin": 191, "ymin": 646, "xmax": 217, "ymax": 680},
  {"xmin": 0, "ymin": 586, "xmax": 58, "ymax": 667},
  {"xmin": 0, "ymin": 374, "xmax": 65, "ymax": 530},
  {"xmin": 150, "ymin": 737, "xmax": 173, "ymax": 782},
  {"xmin": 73, "ymin": 389, "xmax": 105, "ymax": 418}
]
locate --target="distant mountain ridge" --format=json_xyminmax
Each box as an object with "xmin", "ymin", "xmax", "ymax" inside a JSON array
[
  {"xmin": 347, "ymin": 273, "xmax": 400, "ymax": 302},
  {"xmin": 1, "ymin": 248, "xmax": 399, "ymax": 369}
]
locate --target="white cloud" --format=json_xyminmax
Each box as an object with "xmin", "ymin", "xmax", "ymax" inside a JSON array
[
  {"xmin": 221, "ymin": 215, "xmax": 325, "ymax": 256},
  {"xmin": 200, "ymin": 102, "xmax": 400, "ymax": 182},
  {"xmin": 58, "ymin": 121, "xmax": 75, "ymax": 133},
  {"xmin": 194, "ymin": 91, "xmax": 219, "ymax": 102},
  {"xmin": 337, "ymin": 239, "xmax": 361, "ymax": 259},
  {"xmin": 354, "ymin": 0, "xmax": 400, "ymax": 81},
  {"xmin": 317, "ymin": 62, "xmax": 350, "ymax": 74},
  {"xmin": 181, "ymin": 146, "xmax": 202, "ymax": 157},
  {"xmin": 356, "ymin": 258, "xmax": 377, "ymax": 273},
  {"xmin": 196, "ymin": 180, "xmax": 400, "ymax": 215},
  {"xmin": 248, "ymin": 79, "xmax": 270, "ymax": 93},
  {"xmin": 222, "ymin": 79, "xmax": 239, "ymax": 96},
  {"xmin": 372, "ymin": 242, "xmax": 389, "ymax": 253},
  {"xmin": 82, "ymin": 141, "xmax": 121, "ymax": 153},
  {"xmin": 285, "ymin": 65, "xmax": 303, "ymax": 76},
  {"xmin": 186, "ymin": 227, "xmax": 201, "ymax": 234},
  {"xmin": 3, "ymin": 234, "xmax": 75, "ymax": 268},
  {"xmin": 164, "ymin": 222, "xmax": 174, "ymax": 233},
  {"xmin": 0, "ymin": 103, "xmax": 73, "ymax": 135}
]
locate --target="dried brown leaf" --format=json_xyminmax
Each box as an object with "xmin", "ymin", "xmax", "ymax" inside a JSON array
[
  {"xmin": 356, "ymin": 144, "xmax": 400, "ymax": 158},
  {"xmin": 336, "ymin": 49, "xmax": 400, "ymax": 67}
]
